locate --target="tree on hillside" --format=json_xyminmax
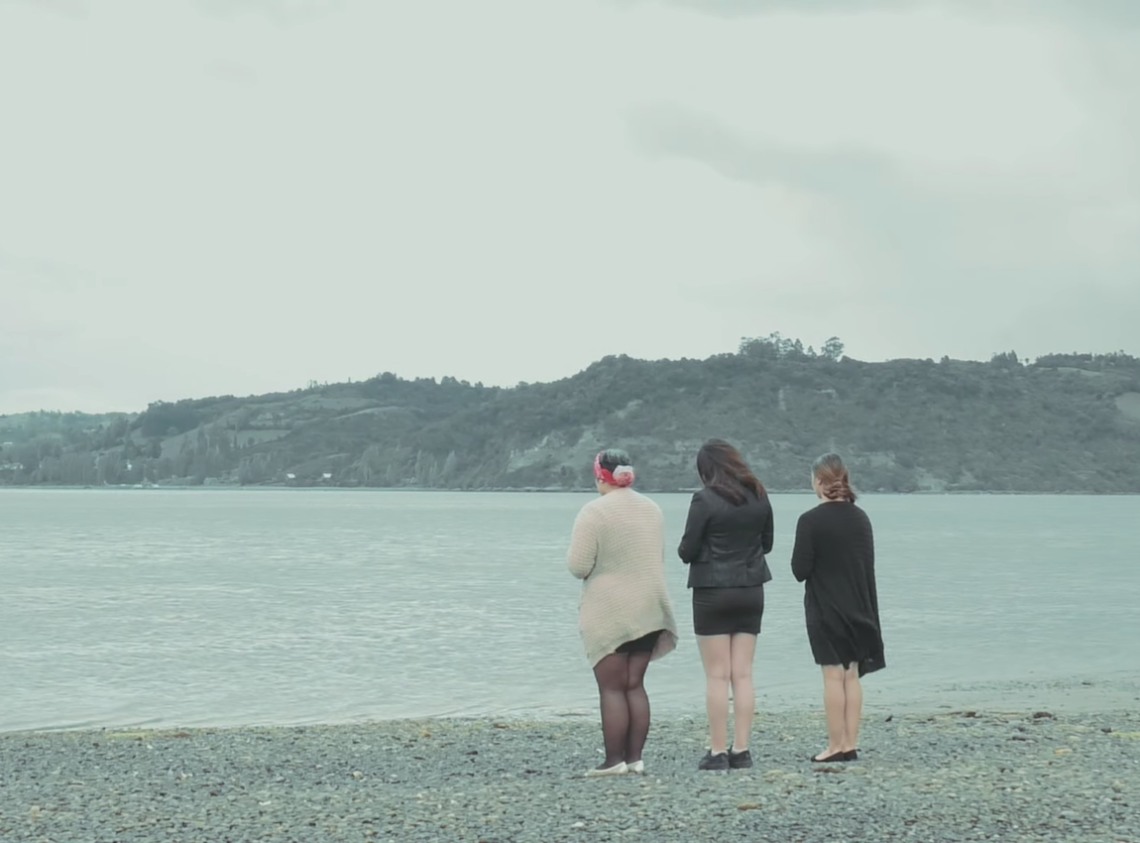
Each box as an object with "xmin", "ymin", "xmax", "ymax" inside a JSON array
[
  {"xmin": 821, "ymin": 337, "xmax": 845, "ymax": 362},
  {"xmin": 990, "ymin": 351, "xmax": 1022, "ymax": 370},
  {"xmin": 739, "ymin": 332, "xmax": 844, "ymax": 362}
]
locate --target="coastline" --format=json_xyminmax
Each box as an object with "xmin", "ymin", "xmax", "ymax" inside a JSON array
[
  {"xmin": 7, "ymin": 670, "xmax": 1140, "ymax": 737},
  {"xmin": 4, "ymin": 708, "xmax": 1137, "ymax": 842},
  {"xmin": 1, "ymin": 484, "xmax": 1137, "ymax": 495}
]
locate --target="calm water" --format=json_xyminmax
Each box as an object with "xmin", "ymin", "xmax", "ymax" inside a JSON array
[{"xmin": 1, "ymin": 489, "xmax": 1137, "ymax": 733}]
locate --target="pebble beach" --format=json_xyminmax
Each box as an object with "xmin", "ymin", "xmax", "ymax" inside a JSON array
[{"xmin": 3, "ymin": 707, "xmax": 1138, "ymax": 843}]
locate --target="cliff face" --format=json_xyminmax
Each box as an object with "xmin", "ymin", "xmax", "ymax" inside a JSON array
[{"xmin": 2, "ymin": 349, "xmax": 1139, "ymax": 493}]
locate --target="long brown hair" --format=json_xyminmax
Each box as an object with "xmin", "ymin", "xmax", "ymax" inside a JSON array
[
  {"xmin": 813, "ymin": 452, "xmax": 857, "ymax": 503},
  {"xmin": 696, "ymin": 439, "xmax": 766, "ymax": 505}
]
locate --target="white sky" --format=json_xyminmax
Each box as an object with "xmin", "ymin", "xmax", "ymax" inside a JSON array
[{"xmin": 2, "ymin": 0, "xmax": 1137, "ymax": 413}]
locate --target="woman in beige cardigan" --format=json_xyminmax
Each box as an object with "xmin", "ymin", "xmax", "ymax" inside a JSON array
[{"xmin": 567, "ymin": 449, "xmax": 679, "ymax": 777}]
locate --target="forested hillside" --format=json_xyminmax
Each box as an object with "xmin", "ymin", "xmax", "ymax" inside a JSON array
[{"xmin": 3, "ymin": 335, "xmax": 1139, "ymax": 493}]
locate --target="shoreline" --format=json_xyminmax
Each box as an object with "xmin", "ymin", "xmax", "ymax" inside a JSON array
[
  {"xmin": 7, "ymin": 672, "xmax": 1139, "ymax": 738},
  {"xmin": 4, "ymin": 709, "xmax": 1137, "ymax": 842},
  {"xmin": 7, "ymin": 702, "xmax": 1140, "ymax": 740},
  {"xmin": 1, "ymin": 484, "xmax": 1137, "ymax": 496}
]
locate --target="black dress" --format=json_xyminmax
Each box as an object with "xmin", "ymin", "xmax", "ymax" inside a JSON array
[{"xmin": 790, "ymin": 502, "xmax": 885, "ymax": 676}]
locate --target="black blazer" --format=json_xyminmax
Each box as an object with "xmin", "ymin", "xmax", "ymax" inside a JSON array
[{"xmin": 678, "ymin": 487, "xmax": 774, "ymax": 589}]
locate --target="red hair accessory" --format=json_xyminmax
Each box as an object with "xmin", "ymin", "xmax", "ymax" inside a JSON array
[{"xmin": 594, "ymin": 453, "xmax": 635, "ymax": 487}]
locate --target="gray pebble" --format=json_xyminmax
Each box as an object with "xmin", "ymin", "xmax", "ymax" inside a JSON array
[{"xmin": 1, "ymin": 710, "xmax": 1138, "ymax": 842}]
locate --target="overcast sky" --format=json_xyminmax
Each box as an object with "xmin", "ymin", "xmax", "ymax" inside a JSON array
[{"xmin": 2, "ymin": 0, "xmax": 1137, "ymax": 414}]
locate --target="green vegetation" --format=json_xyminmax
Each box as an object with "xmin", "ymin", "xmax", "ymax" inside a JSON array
[{"xmin": 3, "ymin": 336, "xmax": 1139, "ymax": 493}]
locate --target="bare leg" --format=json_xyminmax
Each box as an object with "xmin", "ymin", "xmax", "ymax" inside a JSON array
[
  {"xmin": 815, "ymin": 665, "xmax": 848, "ymax": 760},
  {"xmin": 728, "ymin": 633, "xmax": 757, "ymax": 751},
  {"xmin": 696, "ymin": 635, "xmax": 732, "ymax": 753},
  {"xmin": 624, "ymin": 650, "xmax": 653, "ymax": 763},
  {"xmin": 592, "ymin": 652, "xmax": 631, "ymax": 768},
  {"xmin": 842, "ymin": 663, "xmax": 862, "ymax": 752}
]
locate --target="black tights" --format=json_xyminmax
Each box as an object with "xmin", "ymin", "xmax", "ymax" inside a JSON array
[{"xmin": 592, "ymin": 651, "xmax": 652, "ymax": 767}]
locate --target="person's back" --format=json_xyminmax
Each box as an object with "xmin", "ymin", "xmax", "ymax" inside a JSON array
[
  {"xmin": 676, "ymin": 438, "xmax": 774, "ymax": 771},
  {"xmin": 680, "ymin": 487, "xmax": 773, "ymax": 588},
  {"xmin": 583, "ymin": 487, "xmax": 666, "ymax": 584},
  {"xmin": 790, "ymin": 453, "xmax": 885, "ymax": 765},
  {"xmin": 566, "ymin": 448, "xmax": 678, "ymax": 777},
  {"xmin": 793, "ymin": 502, "xmax": 878, "ymax": 641}
]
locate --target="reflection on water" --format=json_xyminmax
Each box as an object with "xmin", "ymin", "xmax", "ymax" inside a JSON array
[{"xmin": 1, "ymin": 489, "xmax": 1137, "ymax": 732}]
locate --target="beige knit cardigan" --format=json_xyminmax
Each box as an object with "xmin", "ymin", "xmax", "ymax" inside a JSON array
[{"xmin": 567, "ymin": 488, "xmax": 679, "ymax": 667}]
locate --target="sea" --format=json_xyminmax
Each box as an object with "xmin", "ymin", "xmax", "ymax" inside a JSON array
[{"xmin": 1, "ymin": 489, "xmax": 1137, "ymax": 733}]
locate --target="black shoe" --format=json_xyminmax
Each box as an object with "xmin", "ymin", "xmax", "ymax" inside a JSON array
[
  {"xmin": 728, "ymin": 748, "xmax": 753, "ymax": 769},
  {"xmin": 810, "ymin": 751, "xmax": 847, "ymax": 763},
  {"xmin": 844, "ymin": 750, "xmax": 858, "ymax": 761},
  {"xmin": 698, "ymin": 751, "xmax": 729, "ymax": 771}
]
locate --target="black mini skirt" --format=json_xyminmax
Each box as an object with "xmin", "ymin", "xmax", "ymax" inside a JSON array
[{"xmin": 692, "ymin": 585, "xmax": 765, "ymax": 636}]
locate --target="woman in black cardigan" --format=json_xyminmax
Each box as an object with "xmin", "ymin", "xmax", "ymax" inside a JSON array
[
  {"xmin": 791, "ymin": 453, "xmax": 885, "ymax": 763},
  {"xmin": 678, "ymin": 439, "xmax": 774, "ymax": 771}
]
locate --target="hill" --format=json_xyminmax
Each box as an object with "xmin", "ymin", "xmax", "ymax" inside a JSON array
[{"xmin": 2, "ymin": 335, "xmax": 1139, "ymax": 493}]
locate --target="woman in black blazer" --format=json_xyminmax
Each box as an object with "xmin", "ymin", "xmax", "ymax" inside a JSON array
[{"xmin": 678, "ymin": 439, "xmax": 774, "ymax": 771}]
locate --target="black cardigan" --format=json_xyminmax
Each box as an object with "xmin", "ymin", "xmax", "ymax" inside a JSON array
[
  {"xmin": 791, "ymin": 501, "xmax": 885, "ymax": 676},
  {"xmin": 678, "ymin": 487, "xmax": 774, "ymax": 589}
]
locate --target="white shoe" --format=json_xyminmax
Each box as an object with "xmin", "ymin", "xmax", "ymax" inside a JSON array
[
  {"xmin": 584, "ymin": 761, "xmax": 627, "ymax": 777},
  {"xmin": 626, "ymin": 760, "xmax": 645, "ymax": 774}
]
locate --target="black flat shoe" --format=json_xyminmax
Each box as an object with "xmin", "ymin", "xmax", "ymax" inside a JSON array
[
  {"xmin": 810, "ymin": 751, "xmax": 847, "ymax": 763},
  {"xmin": 844, "ymin": 750, "xmax": 858, "ymax": 761}
]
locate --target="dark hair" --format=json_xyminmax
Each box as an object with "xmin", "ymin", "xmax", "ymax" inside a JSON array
[
  {"xmin": 696, "ymin": 439, "xmax": 765, "ymax": 505},
  {"xmin": 597, "ymin": 448, "xmax": 632, "ymax": 473},
  {"xmin": 813, "ymin": 453, "xmax": 857, "ymax": 503}
]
